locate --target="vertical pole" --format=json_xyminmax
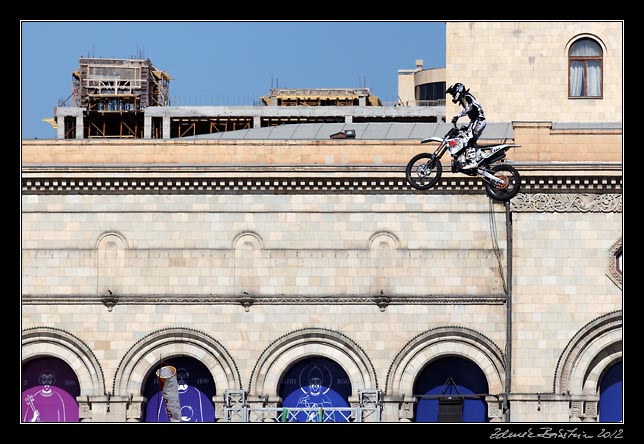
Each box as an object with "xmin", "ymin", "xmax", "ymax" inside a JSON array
[{"xmin": 504, "ymin": 200, "xmax": 513, "ymax": 422}]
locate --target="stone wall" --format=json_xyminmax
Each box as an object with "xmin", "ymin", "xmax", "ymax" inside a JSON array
[
  {"xmin": 21, "ymin": 185, "xmax": 622, "ymax": 421},
  {"xmin": 446, "ymin": 22, "xmax": 623, "ymax": 123}
]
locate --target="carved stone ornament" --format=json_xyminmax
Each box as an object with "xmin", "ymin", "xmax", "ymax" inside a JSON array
[
  {"xmin": 101, "ymin": 290, "xmax": 119, "ymax": 312},
  {"xmin": 571, "ymin": 400, "xmax": 583, "ymax": 418},
  {"xmin": 399, "ymin": 401, "xmax": 415, "ymax": 420},
  {"xmin": 606, "ymin": 238, "xmax": 623, "ymax": 289},
  {"xmin": 511, "ymin": 193, "xmax": 622, "ymax": 213}
]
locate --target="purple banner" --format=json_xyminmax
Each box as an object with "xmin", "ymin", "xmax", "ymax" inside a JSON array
[
  {"xmin": 22, "ymin": 385, "xmax": 79, "ymax": 422},
  {"xmin": 22, "ymin": 358, "xmax": 80, "ymax": 423}
]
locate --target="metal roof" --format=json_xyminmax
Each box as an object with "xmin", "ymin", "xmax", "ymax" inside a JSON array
[
  {"xmin": 551, "ymin": 122, "xmax": 622, "ymax": 130},
  {"xmin": 184, "ymin": 122, "xmax": 516, "ymax": 141}
]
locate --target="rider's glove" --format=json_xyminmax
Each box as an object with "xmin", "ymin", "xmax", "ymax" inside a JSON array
[{"xmin": 451, "ymin": 116, "xmax": 459, "ymax": 125}]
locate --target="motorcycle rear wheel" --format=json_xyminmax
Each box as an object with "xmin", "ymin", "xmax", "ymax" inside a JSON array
[
  {"xmin": 484, "ymin": 163, "xmax": 521, "ymax": 201},
  {"xmin": 406, "ymin": 153, "xmax": 443, "ymax": 190}
]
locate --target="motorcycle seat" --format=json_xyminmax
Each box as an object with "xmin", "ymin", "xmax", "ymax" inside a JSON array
[{"xmin": 474, "ymin": 143, "xmax": 500, "ymax": 150}]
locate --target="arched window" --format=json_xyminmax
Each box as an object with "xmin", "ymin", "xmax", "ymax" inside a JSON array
[{"xmin": 569, "ymin": 37, "xmax": 603, "ymax": 98}]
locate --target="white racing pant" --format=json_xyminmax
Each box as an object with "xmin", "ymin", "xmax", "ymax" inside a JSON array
[{"xmin": 465, "ymin": 119, "xmax": 487, "ymax": 162}]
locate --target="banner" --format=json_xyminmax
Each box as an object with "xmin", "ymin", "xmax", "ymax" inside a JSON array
[{"xmin": 156, "ymin": 365, "xmax": 182, "ymax": 422}]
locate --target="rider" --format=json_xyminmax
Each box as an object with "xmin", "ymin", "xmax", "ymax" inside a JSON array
[{"xmin": 446, "ymin": 82, "xmax": 487, "ymax": 170}]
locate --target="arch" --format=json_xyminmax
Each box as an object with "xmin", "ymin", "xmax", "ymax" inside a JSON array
[
  {"xmin": 564, "ymin": 33, "xmax": 607, "ymax": 56},
  {"xmin": 369, "ymin": 231, "xmax": 400, "ymax": 295},
  {"xmin": 385, "ymin": 326, "xmax": 505, "ymax": 397},
  {"xmin": 96, "ymin": 231, "xmax": 127, "ymax": 294},
  {"xmin": 112, "ymin": 327, "xmax": 241, "ymax": 397},
  {"xmin": 368, "ymin": 231, "xmax": 400, "ymax": 250},
  {"xmin": 22, "ymin": 327, "xmax": 106, "ymax": 396},
  {"xmin": 232, "ymin": 231, "xmax": 264, "ymax": 250},
  {"xmin": 249, "ymin": 328, "xmax": 378, "ymax": 397},
  {"xmin": 96, "ymin": 231, "xmax": 128, "ymax": 250},
  {"xmin": 554, "ymin": 311, "xmax": 622, "ymax": 396},
  {"xmin": 232, "ymin": 231, "xmax": 263, "ymax": 294}
]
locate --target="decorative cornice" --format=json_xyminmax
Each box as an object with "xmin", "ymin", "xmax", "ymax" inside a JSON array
[
  {"xmin": 510, "ymin": 193, "xmax": 622, "ymax": 213},
  {"xmin": 22, "ymin": 294, "xmax": 507, "ymax": 307},
  {"xmin": 20, "ymin": 161, "xmax": 623, "ymax": 174},
  {"xmin": 21, "ymin": 175, "xmax": 621, "ymax": 195}
]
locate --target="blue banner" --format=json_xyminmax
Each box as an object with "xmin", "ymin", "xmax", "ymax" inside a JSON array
[
  {"xmin": 144, "ymin": 357, "xmax": 216, "ymax": 422},
  {"xmin": 414, "ymin": 356, "xmax": 488, "ymax": 422},
  {"xmin": 599, "ymin": 361, "xmax": 622, "ymax": 422},
  {"xmin": 279, "ymin": 357, "xmax": 352, "ymax": 422}
]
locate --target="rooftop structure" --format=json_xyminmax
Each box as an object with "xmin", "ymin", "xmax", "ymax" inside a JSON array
[
  {"xmin": 260, "ymin": 88, "xmax": 382, "ymax": 106},
  {"xmin": 52, "ymin": 58, "xmax": 445, "ymax": 140},
  {"xmin": 55, "ymin": 58, "xmax": 172, "ymax": 139}
]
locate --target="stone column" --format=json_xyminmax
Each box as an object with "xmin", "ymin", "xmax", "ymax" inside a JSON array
[
  {"xmin": 75, "ymin": 114, "xmax": 84, "ymax": 140},
  {"xmin": 77, "ymin": 396, "xmax": 93, "ymax": 422},
  {"xmin": 78, "ymin": 394, "xmax": 132, "ymax": 422},
  {"xmin": 582, "ymin": 400, "xmax": 598, "ymax": 422},
  {"xmin": 163, "ymin": 116, "xmax": 171, "ymax": 139},
  {"xmin": 348, "ymin": 395, "xmax": 360, "ymax": 422},
  {"xmin": 398, "ymin": 401, "xmax": 415, "ymax": 422},
  {"xmin": 143, "ymin": 114, "xmax": 152, "ymax": 139},
  {"xmin": 57, "ymin": 118, "xmax": 66, "ymax": 140},
  {"xmin": 486, "ymin": 395, "xmax": 504, "ymax": 422},
  {"xmin": 570, "ymin": 400, "xmax": 584, "ymax": 422},
  {"xmin": 213, "ymin": 395, "xmax": 230, "ymax": 422},
  {"xmin": 125, "ymin": 395, "xmax": 146, "ymax": 422}
]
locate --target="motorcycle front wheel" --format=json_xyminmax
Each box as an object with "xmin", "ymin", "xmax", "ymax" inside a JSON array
[
  {"xmin": 406, "ymin": 153, "xmax": 443, "ymax": 190},
  {"xmin": 483, "ymin": 163, "xmax": 521, "ymax": 201}
]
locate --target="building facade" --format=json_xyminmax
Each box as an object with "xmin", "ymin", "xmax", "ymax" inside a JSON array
[
  {"xmin": 445, "ymin": 21, "xmax": 622, "ymax": 123},
  {"xmin": 21, "ymin": 21, "xmax": 622, "ymax": 423}
]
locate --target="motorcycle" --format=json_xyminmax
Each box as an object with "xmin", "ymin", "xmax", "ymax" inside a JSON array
[{"xmin": 405, "ymin": 123, "xmax": 522, "ymax": 201}]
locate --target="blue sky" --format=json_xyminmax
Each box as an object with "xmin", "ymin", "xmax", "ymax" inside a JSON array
[{"xmin": 20, "ymin": 21, "xmax": 446, "ymax": 140}]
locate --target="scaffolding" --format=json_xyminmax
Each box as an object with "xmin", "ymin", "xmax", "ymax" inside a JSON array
[
  {"xmin": 222, "ymin": 389, "xmax": 382, "ymax": 423},
  {"xmin": 70, "ymin": 57, "xmax": 172, "ymax": 138}
]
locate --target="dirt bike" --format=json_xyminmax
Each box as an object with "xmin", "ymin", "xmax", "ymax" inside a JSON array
[{"xmin": 405, "ymin": 123, "xmax": 522, "ymax": 201}]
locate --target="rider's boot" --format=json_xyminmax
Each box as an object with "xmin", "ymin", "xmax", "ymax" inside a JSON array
[{"xmin": 461, "ymin": 146, "xmax": 479, "ymax": 170}]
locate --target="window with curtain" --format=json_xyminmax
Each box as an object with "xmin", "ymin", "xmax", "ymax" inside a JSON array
[{"xmin": 569, "ymin": 38, "xmax": 603, "ymax": 98}]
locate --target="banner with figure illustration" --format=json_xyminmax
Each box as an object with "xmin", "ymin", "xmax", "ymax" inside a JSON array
[
  {"xmin": 22, "ymin": 357, "xmax": 80, "ymax": 422},
  {"xmin": 279, "ymin": 357, "xmax": 352, "ymax": 422},
  {"xmin": 157, "ymin": 365, "xmax": 182, "ymax": 422},
  {"xmin": 144, "ymin": 357, "xmax": 216, "ymax": 422}
]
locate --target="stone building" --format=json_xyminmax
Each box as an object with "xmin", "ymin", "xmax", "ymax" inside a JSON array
[{"xmin": 21, "ymin": 21, "xmax": 622, "ymax": 423}]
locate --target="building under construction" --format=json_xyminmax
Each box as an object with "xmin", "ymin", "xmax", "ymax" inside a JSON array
[
  {"xmin": 56, "ymin": 58, "xmax": 172, "ymax": 139},
  {"xmin": 52, "ymin": 57, "xmax": 444, "ymax": 140}
]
